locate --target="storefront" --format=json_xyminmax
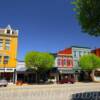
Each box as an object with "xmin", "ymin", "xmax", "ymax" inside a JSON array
[
  {"xmin": 16, "ymin": 61, "xmax": 37, "ymax": 84},
  {"xmin": 0, "ymin": 68, "xmax": 15, "ymax": 82},
  {"xmin": 56, "ymin": 68, "xmax": 76, "ymax": 83}
]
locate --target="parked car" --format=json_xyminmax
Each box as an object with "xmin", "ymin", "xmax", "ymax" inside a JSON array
[
  {"xmin": 0, "ymin": 79, "xmax": 8, "ymax": 87},
  {"xmin": 59, "ymin": 75, "xmax": 75, "ymax": 84}
]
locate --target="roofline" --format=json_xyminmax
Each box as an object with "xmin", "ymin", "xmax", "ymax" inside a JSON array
[
  {"xmin": 92, "ymin": 48, "xmax": 100, "ymax": 51},
  {"xmin": 70, "ymin": 46, "xmax": 91, "ymax": 49},
  {"xmin": 17, "ymin": 60, "xmax": 24, "ymax": 62}
]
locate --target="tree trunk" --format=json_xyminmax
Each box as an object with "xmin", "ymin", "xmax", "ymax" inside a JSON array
[{"xmin": 36, "ymin": 71, "xmax": 38, "ymax": 83}]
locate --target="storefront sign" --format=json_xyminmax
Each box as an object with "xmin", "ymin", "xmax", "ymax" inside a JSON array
[{"xmin": 0, "ymin": 68, "xmax": 15, "ymax": 72}]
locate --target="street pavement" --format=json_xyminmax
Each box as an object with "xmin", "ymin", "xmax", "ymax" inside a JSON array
[{"xmin": 0, "ymin": 82, "xmax": 100, "ymax": 100}]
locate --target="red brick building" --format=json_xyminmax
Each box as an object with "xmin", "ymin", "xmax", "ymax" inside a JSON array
[{"xmin": 92, "ymin": 48, "xmax": 100, "ymax": 57}]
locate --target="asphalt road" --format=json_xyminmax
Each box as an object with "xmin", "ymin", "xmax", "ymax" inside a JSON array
[{"xmin": 0, "ymin": 82, "xmax": 100, "ymax": 100}]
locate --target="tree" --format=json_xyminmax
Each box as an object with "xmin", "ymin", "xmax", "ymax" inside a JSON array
[
  {"xmin": 79, "ymin": 54, "xmax": 93, "ymax": 70},
  {"xmin": 79, "ymin": 54, "xmax": 100, "ymax": 81},
  {"xmin": 73, "ymin": 0, "xmax": 100, "ymax": 36},
  {"xmin": 25, "ymin": 51, "xmax": 54, "ymax": 83},
  {"xmin": 79, "ymin": 54, "xmax": 100, "ymax": 70}
]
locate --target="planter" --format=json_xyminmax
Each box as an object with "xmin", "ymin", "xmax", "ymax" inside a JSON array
[
  {"xmin": 91, "ymin": 69, "xmax": 100, "ymax": 82},
  {"xmin": 16, "ymin": 81, "xmax": 23, "ymax": 86}
]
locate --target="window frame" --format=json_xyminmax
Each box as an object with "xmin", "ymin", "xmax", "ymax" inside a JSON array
[
  {"xmin": 3, "ymin": 56, "xmax": 10, "ymax": 64},
  {"xmin": 5, "ymin": 39, "xmax": 10, "ymax": 50},
  {"xmin": 0, "ymin": 39, "xmax": 3, "ymax": 50}
]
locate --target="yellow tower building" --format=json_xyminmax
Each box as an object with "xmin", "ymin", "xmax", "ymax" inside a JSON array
[{"xmin": 0, "ymin": 25, "xmax": 18, "ymax": 82}]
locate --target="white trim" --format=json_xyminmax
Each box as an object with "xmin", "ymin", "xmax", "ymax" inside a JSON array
[{"xmin": 0, "ymin": 68, "xmax": 15, "ymax": 72}]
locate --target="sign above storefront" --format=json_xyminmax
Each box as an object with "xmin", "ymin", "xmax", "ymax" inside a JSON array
[
  {"xmin": 58, "ymin": 67, "xmax": 75, "ymax": 74},
  {"xmin": 0, "ymin": 68, "xmax": 15, "ymax": 72}
]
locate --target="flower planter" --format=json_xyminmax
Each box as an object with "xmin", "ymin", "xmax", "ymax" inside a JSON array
[
  {"xmin": 91, "ymin": 69, "xmax": 100, "ymax": 82},
  {"xmin": 16, "ymin": 81, "xmax": 23, "ymax": 86}
]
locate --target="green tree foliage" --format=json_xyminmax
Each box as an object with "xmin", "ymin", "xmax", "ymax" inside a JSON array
[
  {"xmin": 79, "ymin": 54, "xmax": 100, "ymax": 70},
  {"xmin": 25, "ymin": 51, "xmax": 54, "ymax": 72},
  {"xmin": 73, "ymin": 0, "xmax": 100, "ymax": 36}
]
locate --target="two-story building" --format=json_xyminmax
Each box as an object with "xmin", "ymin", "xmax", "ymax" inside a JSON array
[
  {"xmin": 54, "ymin": 46, "xmax": 91, "ymax": 83},
  {"xmin": 71, "ymin": 46, "xmax": 91, "ymax": 68},
  {"xmin": 0, "ymin": 25, "xmax": 18, "ymax": 82}
]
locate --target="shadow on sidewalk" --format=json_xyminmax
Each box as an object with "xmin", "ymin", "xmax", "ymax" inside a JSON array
[{"xmin": 71, "ymin": 91, "xmax": 100, "ymax": 100}]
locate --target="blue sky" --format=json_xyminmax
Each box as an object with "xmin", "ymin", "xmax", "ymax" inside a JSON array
[{"xmin": 0, "ymin": 0, "xmax": 100, "ymax": 60}]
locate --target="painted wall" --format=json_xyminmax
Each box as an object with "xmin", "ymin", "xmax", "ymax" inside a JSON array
[
  {"xmin": 55, "ymin": 56, "xmax": 73, "ymax": 68},
  {"xmin": 0, "ymin": 26, "xmax": 18, "ymax": 69},
  {"xmin": 72, "ymin": 47, "xmax": 91, "ymax": 67},
  {"xmin": 55, "ymin": 46, "xmax": 91, "ymax": 68}
]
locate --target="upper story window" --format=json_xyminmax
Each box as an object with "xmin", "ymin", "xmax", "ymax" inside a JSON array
[
  {"xmin": 12, "ymin": 31, "xmax": 15, "ymax": 34},
  {"xmin": 63, "ymin": 59, "xmax": 66, "ymax": 66},
  {"xmin": 5, "ymin": 39, "xmax": 10, "ymax": 50},
  {"xmin": 0, "ymin": 39, "xmax": 3, "ymax": 50},
  {"xmin": 73, "ymin": 51, "xmax": 77, "ymax": 58},
  {"xmin": 3, "ymin": 56, "xmax": 10, "ymax": 64},
  {"xmin": 57, "ymin": 58, "xmax": 61, "ymax": 66},
  {"xmin": 67, "ymin": 58, "xmax": 73, "ymax": 68},
  {"xmin": 7, "ymin": 29, "xmax": 11, "ymax": 34},
  {"xmin": 79, "ymin": 51, "xmax": 82, "ymax": 57}
]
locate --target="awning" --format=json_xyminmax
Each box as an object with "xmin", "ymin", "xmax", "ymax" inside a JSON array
[
  {"xmin": 16, "ymin": 67, "xmax": 27, "ymax": 72},
  {"xmin": 16, "ymin": 61, "xmax": 27, "ymax": 72}
]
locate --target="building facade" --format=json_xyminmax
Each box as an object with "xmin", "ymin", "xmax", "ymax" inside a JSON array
[
  {"xmin": 71, "ymin": 46, "xmax": 91, "ymax": 68},
  {"xmin": 54, "ymin": 46, "xmax": 91, "ymax": 82},
  {"xmin": 92, "ymin": 48, "xmax": 100, "ymax": 57},
  {"xmin": 56, "ymin": 46, "xmax": 91, "ymax": 68},
  {"xmin": 55, "ymin": 51, "xmax": 73, "ymax": 72},
  {"xmin": 0, "ymin": 25, "xmax": 18, "ymax": 82}
]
